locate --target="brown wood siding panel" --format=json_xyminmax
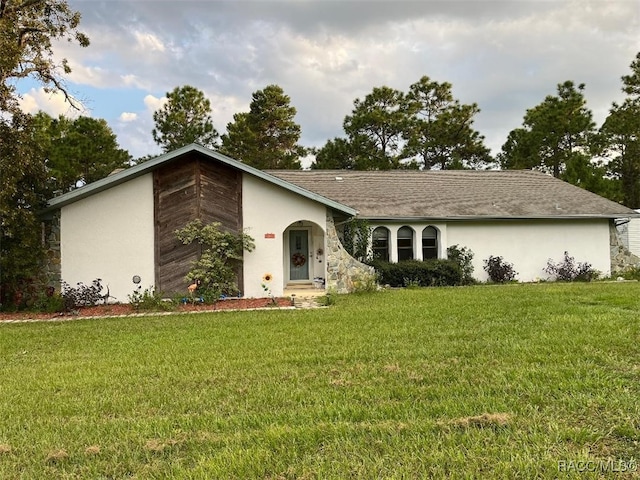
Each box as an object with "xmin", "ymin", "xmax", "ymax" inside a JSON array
[
  {"xmin": 154, "ymin": 154, "xmax": 244, "ymax": 296},
  {"xmin": 155, "ymin": 160, "xmax": 199, "ymax": 294},
  {"xmin": 198, "ymin": 160, "xmax": 244, "ymax": 293},
  {"xmin": 199, "ymin": 160, "xmax": 242, "ymax": 231}
]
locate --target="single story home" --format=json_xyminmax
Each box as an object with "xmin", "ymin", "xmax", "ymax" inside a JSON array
[{"xmin": 42, "ymin": 144, "xmax": 638, "ymax": 302}]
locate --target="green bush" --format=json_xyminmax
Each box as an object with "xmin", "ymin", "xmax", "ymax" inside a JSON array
[
  {"xmin": 128, "ymin": 286, "xmax": 175, "ymax": 311},
  {"xmin": 175, "ymin": 220, "xmax": 255, "ymax": 300},
  {"xmin": 619, "ymin": 265, "xmax": 640, "ymax": 281},
  {"xmin": 446, "ymin": 245, "xmax": 475, "ymax": 285},
  {"xmin": 371, "ymin": 259, "xmax": 462, "ymax": 287},
  {"xmin": 61, "ymin": 279, "xmax": 110, "ymax": 311},
  {"xmin": 484, "ymin": 255, "xmax": 518, "ymax": 283},
  {"xmin": 544, "ymin": 251, "xmax": 599, "ymax": 282}
]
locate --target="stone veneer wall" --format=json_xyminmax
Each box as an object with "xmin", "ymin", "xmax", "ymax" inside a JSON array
[
  {"xmin": 325, "ymin": 212, "xmax": 376, "ymax": 293},
  {"xmin": 610, "ymin": 220, "xmax": 640, "ymax": 274},
  {"xmin": 43, "ymin": 212, "xmax": 62, "ymax": 290}
]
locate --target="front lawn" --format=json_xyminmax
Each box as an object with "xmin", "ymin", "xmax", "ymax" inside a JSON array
[{"xmin": 1, "ymin": 282, "xmax": 639, "ymax": 478}]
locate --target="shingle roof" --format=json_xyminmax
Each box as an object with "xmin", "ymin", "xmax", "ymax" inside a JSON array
[
  {"xmin": 266, "ymin": 169, "xmax": 636, "ymax": 220},
  {"xmin": 44, "ymin": 144, "xmax": 356, "ymax": 216}
]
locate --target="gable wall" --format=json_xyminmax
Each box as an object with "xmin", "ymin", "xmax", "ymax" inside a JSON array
[
  {"xmin": 242, "ymin": 174, "xmax": 327, "ymax": 297},
  {"xmin": 154, "ymin": 154, "xmax": 242, "ymax": 295},
  {"xmin": 60, "ymin": 174, "xmax": 155, "ymax": 302},
  {"xmin": 446, "ymin": 219, "xmax": 611, "ymax": 281}
]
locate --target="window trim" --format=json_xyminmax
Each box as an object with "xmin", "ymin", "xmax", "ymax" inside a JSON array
[
  {"xmin": 422, "ymin": 226, "xmax": 438, "ymax": 260},
  {"xmin": 397, "ymin": 226, "xmax": 414, "ymax": 261},
  {"xmin": 372, "ymin": 226, "xmax": 390, "ymax": 261}
]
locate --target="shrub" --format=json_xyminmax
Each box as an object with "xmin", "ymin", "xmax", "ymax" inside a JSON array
[
  {"xmin": 30, "ymin": 289, "xmax": 64, "ymax": 313},
  {"xmin": 544, "ymin": 252, "xmax": 599, "ymax": 282},
  {"xmin": 371, "ymin": 259, "xmax": 462, "ymax": 288},
  {"xmin": 619, "ymin": 265, "xmax": 640, "ymax": 281},
  {"xmin": 61, "ymin": 279, "xmax": 109, "ymax": 311},
  {"xmin": 128, "ymin": 285, "xmax": 174, "ymax": 311},
  {"xmin": 483, "ymin": 255, "xmax": 517, "ymax": 283},
  {"xmin": 447, "ymin": 245, "xmax": 475, "ymax": 285},
  {"xmin": 175, "ymin": 220, "xmax": 255, "ymax": 300}
]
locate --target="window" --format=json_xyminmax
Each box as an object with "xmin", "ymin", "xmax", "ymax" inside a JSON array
[
  {"xmin": 397, "ymin": 226, "xmax": 414, "ymax": 261},
  {"xmin": 372, "ymin": 227, "xmax": 389, "ymax": 261},
  {"xmin": 422, "ymin": 226, "xmax": 438, "ymax": 259}
]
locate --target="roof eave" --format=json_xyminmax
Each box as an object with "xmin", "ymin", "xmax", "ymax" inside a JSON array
[
  {"xmin": 357, "ymin": 214, "xmax": 637, "ymax": 222},
  {"xmin": 42, "ymin": 144, "xmax": 356, "ymax": 217}
]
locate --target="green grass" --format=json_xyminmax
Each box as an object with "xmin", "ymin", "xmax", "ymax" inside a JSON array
[{"xmin": 1, "ymin": 282, "xmax": 639, "ymax": 479}]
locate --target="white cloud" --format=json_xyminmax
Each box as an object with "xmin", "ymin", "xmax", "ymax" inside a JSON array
[
  {"xmin": 119, "ymin": 112, "xmax": 137, "ymax": 122},
  {"xmin": 18, "ymin": 87, "xmax": 88, "ymax": 117},
  {"xmin": 143, "ymin": 94, "xmax": 167, "ymax": 112},
  {"xmin": 34, "ymin": 0, "xmax": 640, "ymax": 160},
  {"xmin": 134, "ymin": 31, "xmax": 166, "ymax": 53}
]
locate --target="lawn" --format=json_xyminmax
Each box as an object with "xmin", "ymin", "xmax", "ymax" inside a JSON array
[{"xmin": 1, "ymin": 282, "xmax": 639, "ymax": 479}]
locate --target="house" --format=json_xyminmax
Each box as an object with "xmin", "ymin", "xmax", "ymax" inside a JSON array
[
  {"xmin": 43, "ymin": 144, "xmax": 638, "ymax": 302},
  {"xmin": 616, "ymin": 210, "xmax": 640, "ymax": 258}
]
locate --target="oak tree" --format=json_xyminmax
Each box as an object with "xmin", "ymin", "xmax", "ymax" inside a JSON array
[{"xmin": 0, "ymin": 0, "xmax": 89, "ymax": 114}]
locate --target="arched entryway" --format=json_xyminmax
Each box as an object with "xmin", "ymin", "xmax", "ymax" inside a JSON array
[{"xmin": 283, "ymin": 220, "xmax": 325, "ymax": 288}]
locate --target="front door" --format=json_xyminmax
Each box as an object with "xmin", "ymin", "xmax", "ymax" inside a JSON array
[{"xmin": 289, "ymin": 229, "xmax": 309, "ymax": 281}]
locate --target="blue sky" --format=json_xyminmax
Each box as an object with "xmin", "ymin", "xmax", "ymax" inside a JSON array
[{"xmin": 17, "ymin": 0, "xmax": 640, "ymax": 164}]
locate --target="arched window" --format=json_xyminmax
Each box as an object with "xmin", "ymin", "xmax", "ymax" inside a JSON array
[
  {"xmin": 422, "ymin": 226, "xmax": 438, "ymax": 259},
  {"xmin": 397, "ymin": 226, "xmax": 414, "ymax": 261},
  {"xmin": 372, "ymin": 227, "xmax": 390, "ymax": 261}
]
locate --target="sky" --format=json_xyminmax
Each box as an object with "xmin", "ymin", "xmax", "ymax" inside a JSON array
[{"xmin": 17, "ymin": 0, "xmax": 640, "ymax": 166}]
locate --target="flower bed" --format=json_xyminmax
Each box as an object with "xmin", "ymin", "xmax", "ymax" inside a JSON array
[{"xmin": 0, "ymin": 297, "xmax": 294, "ymax": 322}]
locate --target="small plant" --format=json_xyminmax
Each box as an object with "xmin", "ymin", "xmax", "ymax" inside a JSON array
[
  {"xmin": 30, "ymin": 288, "xmax": 64, "ymax": 313},
  {"xmin": 447, "ymin": 245, "xmax": 475, "ymax": 284},
  {"xmin": 128, "ymin": 285, "xmax": 173, "ymax": 311},
  {"xmin": 61, "ymin": 279, "xmax": 110, "ymax": 311},
  {"xmin": 261, "ymin": 273, "xmax": 277, "ymax": 305},
  {"xmin": 351, "ymin": 273, "xmax": 378, "ymax": 293},
  {"xmin": 544, "ymin": 251, "xmax": 599, "ymax": 282},
  {"xmin": 318, "ymin": 288, "xmax": 337, "ymax": 306},
  {"xmin": 403, "ymin": 277, "xmax": 422, "ymax": 289},
  {"xmin": 619, "ymin": 265, "xmax": 640, "ymax": 281},
  {"xmin": 483, "ymin": 255, "xmax": 517, "ymax": 283}
]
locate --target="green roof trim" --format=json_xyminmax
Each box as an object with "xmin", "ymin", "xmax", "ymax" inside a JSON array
[{"xmin": 44, "ymin": 144, "xmax": 357, "ymax": 216}]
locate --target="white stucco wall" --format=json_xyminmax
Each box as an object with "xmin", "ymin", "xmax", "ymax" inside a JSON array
[
  {"xmin": 242, "ymin": 174, "xmax": 328, "ymax": 297},
  {"xmin": 60, "ymin": 174, "xmax": 155, "ymax": 303},
  {"xmin": 446, "ymin": 219, "xmax": 612, "ymax": 282}
]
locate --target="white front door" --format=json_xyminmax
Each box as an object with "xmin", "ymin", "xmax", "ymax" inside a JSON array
[{"xmin": 289, "ymin": 229, "xmax": 309, "ymax": 281}]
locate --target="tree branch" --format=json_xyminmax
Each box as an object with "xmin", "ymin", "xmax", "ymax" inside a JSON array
[{"xmin": 1, "ymin": 0, "xmax": 45, "ymax": 18}]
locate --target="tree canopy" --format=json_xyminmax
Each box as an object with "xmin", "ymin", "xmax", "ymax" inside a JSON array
[
  {"xmin": 314, "ymin": 76, "xmax": 491, "ymax": 170},
  {"xmin": 599, "ymin": 53, "xmax": 640, "ymax": 208},
  {"xmin": 498, "ymin": 81, "xmax": 598, "ymax": 181},
  {"xmin": 0, "ymin": 113, "xmax": 48, "ymax": 307},
  {"xmin": 343, "ymin": 86, "xmax": 407, "ymax": 170},
  {"xmin": 403, "ymin": 76, "xmax": 491, "ymax": 170},
  {"xmin": 1, "ymin": 0, "xmax": 89, "ymax": 308},
  {"xmin": 0, "ymin": 0, "xmax": 89, "ymax": 115},
  {"xmin": 32, "ymin": 112, "xmax": 131, "ymax": 194},
  {"xmin": 220, "ymin": 85, "xmax": 305, "ymax": 169},
  {"xmin": 152, "ymin": 85, "xmax": 219, "ymax": 152}
]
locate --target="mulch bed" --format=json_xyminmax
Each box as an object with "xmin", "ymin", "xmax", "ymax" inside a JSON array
[{"xmin": 0, "ymin": 297, "xmax": 294, "ymax": 323}]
